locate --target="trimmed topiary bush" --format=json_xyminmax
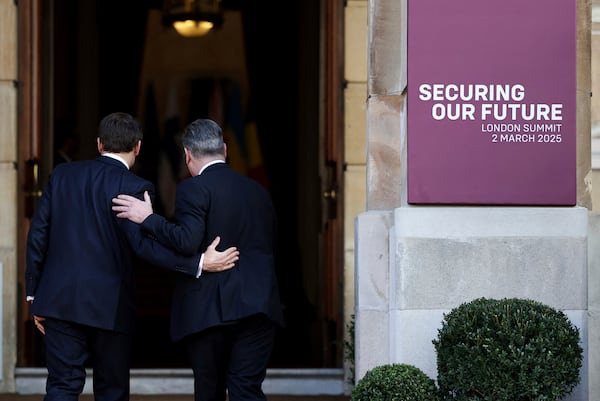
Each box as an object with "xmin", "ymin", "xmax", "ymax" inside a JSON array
[
  {"xmin": 351, "ymin": 363, "xmax": 439, "ymax": 401},
  {"xmin": 433, "ymin": 297, "xmax": 583, "ymax": 401}
]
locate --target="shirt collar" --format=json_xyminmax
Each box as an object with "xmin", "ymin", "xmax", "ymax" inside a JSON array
[
  {"xmin": 103, "ymin": 153, "xmax": 130, "ymax": 169},
  {"xmin": 198, "ymin": 159, "xmax": 225, "ymax": 176}
]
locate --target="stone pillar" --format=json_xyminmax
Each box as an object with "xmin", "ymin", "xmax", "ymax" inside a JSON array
[
  {"xmin": 356, "ymin": 0, "xmax": 593, "ymax": 400},
  {"xmin": 588, "ymin": 213, "xmax": 600, "ymax": 401},
  {"xmin": 0, "ymin": 0, "xmax": 19, "ymax": 393}
]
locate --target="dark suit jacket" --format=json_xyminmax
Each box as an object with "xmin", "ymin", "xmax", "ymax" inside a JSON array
[
  {"xmin": 140, "ymin": 162, "xmax": 284, "ymax": 342},
  {"xmin": 26, "ymin": 156, "xmax": 201, "ymax": 334}
]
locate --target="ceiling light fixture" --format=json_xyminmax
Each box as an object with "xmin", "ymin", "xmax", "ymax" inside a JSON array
[{"xmin": 162, "ymin": 0, "xmax": 224, "ymax": 38}]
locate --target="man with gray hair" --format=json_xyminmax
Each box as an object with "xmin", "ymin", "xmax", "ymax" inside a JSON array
[{"xmin": 113, "ymin": 118, "xmax": 284, "ymax": 401}]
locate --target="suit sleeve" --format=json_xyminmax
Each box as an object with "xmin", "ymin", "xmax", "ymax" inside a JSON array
[
  {"xmin": 25, "ymin": 179, "xmax": 53, "ymax": 297},
  {"xmin": 118, "ymin": 212, "xmax": 201, "ymax": 276},
  {"xmin": 140, "ymin": 180, "xmax": 209, "ymax": 255},
  {"xmin": 117, "ymin": 183, "xmax": 201, "ymax": 276}
]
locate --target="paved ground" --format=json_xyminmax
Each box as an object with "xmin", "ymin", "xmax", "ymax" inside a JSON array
[{"xmin": 0, "ymin": 395, "xmax": 350, "ymax": 401}]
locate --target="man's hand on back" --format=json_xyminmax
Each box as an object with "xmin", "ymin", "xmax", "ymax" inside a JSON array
[
  {"xmin": 112, "ymin": 191, "xmax": 153, "ymax": 223},
  {"xmin": 202, "ymin": 236, "xmax": 239, "ymax": 272}
]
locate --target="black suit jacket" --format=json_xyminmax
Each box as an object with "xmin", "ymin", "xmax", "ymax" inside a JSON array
[
  {"xmin": 140, "ymin": 162, "xmax": 284, "ymax": 342},
  {"xmin": 26, "ymin": 156, "xmax": 200, "ymax": 334}
]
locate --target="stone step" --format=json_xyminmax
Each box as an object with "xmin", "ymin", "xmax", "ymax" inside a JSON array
[{"xmin": 14, "ymin": 368, "xmax": 350, "ymax": 398}]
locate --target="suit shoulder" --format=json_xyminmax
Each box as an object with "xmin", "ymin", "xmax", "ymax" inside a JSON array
[
  {"xmin": 121, "ymin": 170, "xmax": 154, "ymax": 191},
  {"xmin": 48, "ymin": 159, "xmax": 94, "ymax": 180}
]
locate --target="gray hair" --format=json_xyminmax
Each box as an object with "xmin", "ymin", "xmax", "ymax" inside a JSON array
[{"xmin": 181, "ymin": 119, "xmax": 225, "ymax": 159}]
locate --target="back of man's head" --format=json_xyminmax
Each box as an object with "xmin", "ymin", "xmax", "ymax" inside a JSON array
[
  {"xmin": 98, "ymin": 112, "xmax": 143, "ymax": 153},
  {"xmin": 182, "ymin": 119, "xmax": 225, "ymax": 159}
]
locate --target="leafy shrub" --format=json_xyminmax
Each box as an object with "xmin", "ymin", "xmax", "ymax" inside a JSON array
[
  {"xmin": 433, "ymin": 297, "xmax": 583, "ymax": 401},
  {"xmin": 344, "ymin": 314, "xmax": 356, "ymax": 384},
  {"xmin": 351, "ymin": 363, "xmax": 439, "ymax": 401}
]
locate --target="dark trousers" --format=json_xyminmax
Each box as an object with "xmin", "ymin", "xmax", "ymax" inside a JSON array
[
  {"xmin": 43, "ymin": 317, "xmax": 132, "ymax": 401},
  {"xmin": 184, "ymin": 314, "xmax": 277, "ymax": 401}
]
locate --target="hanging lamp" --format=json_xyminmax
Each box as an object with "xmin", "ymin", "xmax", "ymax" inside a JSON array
[{"xmin": 162, "ymin": 0, "xmax": 224, "ymax": 37}]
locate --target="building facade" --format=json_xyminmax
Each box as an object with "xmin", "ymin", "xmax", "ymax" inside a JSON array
[{"xmin": 0, "ymin": 0, "xmax": 598, "ymax": 399}]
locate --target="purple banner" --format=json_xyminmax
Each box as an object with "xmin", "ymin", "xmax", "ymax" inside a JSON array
[{"xmin": 407, "ymin": 0, "xmax": 576, "ymax": 205}]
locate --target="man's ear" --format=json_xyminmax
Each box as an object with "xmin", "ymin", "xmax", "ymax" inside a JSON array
[
  {"xmin": 134, "ymin": 140, "xmax": 142, "ymax": 156},
  {"xmin": 223, "ymin": 143, "xmax": 227, "ymax": 159},
  {"xmin": 97, "ymin": 137, "xmax": 103, "ymax": 153},
  {"xmin": 184, "ymin": 148, "xmax": 191, "ymax": 164}
]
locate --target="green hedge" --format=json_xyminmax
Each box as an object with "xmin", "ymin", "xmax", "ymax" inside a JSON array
[
  {"xmin": 351, "ymin": 363, "xmax": 439, "ymax": 401},
  {"xmin": 433, "ymin": 297, "xmax": 582, "ymax": 401}
]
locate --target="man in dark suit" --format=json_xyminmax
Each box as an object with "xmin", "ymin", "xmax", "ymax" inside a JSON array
[
  {"xmin": 26, "ymin": 112, "xmax": 239, "ymax": 401},
  {"xmin": 112, "ymin": 118, "xmax": 285, "ymax": 401}
]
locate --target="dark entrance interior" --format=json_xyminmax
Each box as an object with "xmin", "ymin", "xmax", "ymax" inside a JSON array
[{"xmin": 20, "ymin": 0, "xmax": 345, "ymax": 370}]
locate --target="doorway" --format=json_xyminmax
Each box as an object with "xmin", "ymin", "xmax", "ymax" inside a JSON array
[{"xmin": 17, "ymin": 0, "xmax": 345, "ymax": 370}]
